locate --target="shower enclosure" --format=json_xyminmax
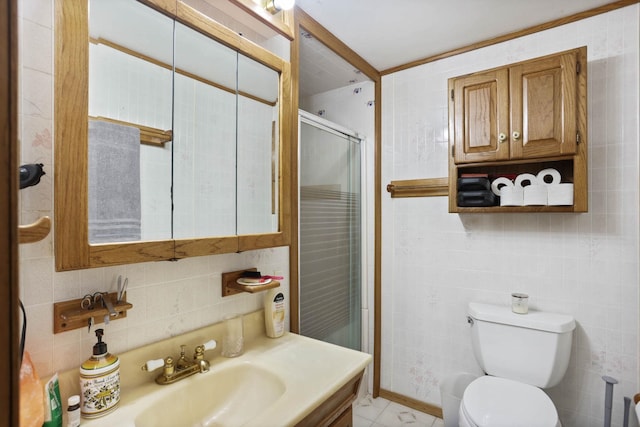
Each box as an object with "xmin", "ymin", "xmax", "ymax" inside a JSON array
[{"xmin": 298, "ymin": 110, "xmax": 362, "ymax": 351}]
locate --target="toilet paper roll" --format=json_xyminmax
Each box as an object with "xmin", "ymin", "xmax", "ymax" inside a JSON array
[
  {"xmin": 500, "ymin": 186, "xmax": 524, "ymax": 206},
  {"xmin": 547, "ymin": 183, "xmax": 574, "ymax": 206},
  {"xmin": 514, "ymin": 173, "xmax": 538, "ymax": 188},
  {"xmin": 490, "ymin": 177, "xmax": 514, "ymax": 196},
  {"xmin": 523, "ymin": 185, "xmax": 547, "ymax": 205},
  {"xmin": 536, "ymin": 168, "xmax": 562, "ymax": 186}
]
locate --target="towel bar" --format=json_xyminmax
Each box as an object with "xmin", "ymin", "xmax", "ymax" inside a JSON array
[{"xmin": 386, "ymin": 177, "xmax": 448, "ymax": 198}]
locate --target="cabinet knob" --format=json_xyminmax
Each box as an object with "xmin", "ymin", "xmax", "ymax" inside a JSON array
[
  {"xmin": 512, "ymin": 131, "xmax": 521, "ymax": 140},
  {"xmin": 498, "ymin": 133, "xmax": 507, "ymax": 142}
]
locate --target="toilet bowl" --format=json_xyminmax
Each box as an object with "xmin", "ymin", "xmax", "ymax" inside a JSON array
[{"xmin": 458, "ymin": 376, "xmax": 560, "ymax": 427}]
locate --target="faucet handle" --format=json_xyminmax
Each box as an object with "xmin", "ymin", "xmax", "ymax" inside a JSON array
[
  {"xmin": 194, "ymin": 340, "xmax": 217, "ymax": 361},
  {"xmin": 142, "ymin": 358, "xmax": 165, "ymax": 372},
  {"xmin": 202, "ymin": 339, "xmax": 217, "ymax": 351}
]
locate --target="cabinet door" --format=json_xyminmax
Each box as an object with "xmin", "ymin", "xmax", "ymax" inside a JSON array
[
  {"xmin": 452, "ymin": 68, "xmax": 509, "ymax": 164},
  {"xmin": 509, "ymin": 51, "xmax": 577, "ymax": 159}
]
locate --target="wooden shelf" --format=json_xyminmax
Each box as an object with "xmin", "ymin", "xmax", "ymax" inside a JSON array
[
  {"xmin": 454, "ymin": 205, "xmax": 575, "ymax": 213},
  {"xmin": 18, "ymin": 216, "xmax": 51, "ymax": 244},
  {"xmin": 222, "ymin": 268, "xmax": 280, "ymax": 297},
  {"xmin": 449, "ymin": 159, "xmax": 584, "ymax": 213},
  {"xmin": 54, "ymin": 292, "xmax": 132, "ymax": 334}
]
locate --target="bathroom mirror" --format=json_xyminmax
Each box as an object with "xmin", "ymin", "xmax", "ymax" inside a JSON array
[
  {"xmin": 54, "ymin": 0, "xmax": 291, "ymax": 270},
  {"xmin": 237, "ymin": 53, "xmax": 280, "ymax": 235},
  {"xmin": 172, "ymin": 20, "xmax": 239, "ymax": 240},
  {"xmin": 88, "ymin": 0, "xmax": 174, "ymax": 243}
]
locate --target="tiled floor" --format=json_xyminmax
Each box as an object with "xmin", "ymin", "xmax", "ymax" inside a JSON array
[{"xmin": 353, "ymin": 395, "xmax": 445, "ymax": 427}]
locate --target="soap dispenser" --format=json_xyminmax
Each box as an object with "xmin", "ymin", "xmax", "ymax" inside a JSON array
[{"xmin": 79, "ymin": 328, "xmax": 120, "ymax": 419}]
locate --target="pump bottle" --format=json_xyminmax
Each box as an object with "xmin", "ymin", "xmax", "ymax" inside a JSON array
[{"xmin": 79, "ymin": 329, "xmax": 120, "ymax": 418}]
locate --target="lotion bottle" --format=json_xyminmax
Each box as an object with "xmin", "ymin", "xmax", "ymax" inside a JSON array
[
  {"xmin": 264, "ymin": 288, "xmax": 285, "ymax": 338},
  {"xmin": 79, "ymin": 329, "xmax": 120, "ymax": 419}
]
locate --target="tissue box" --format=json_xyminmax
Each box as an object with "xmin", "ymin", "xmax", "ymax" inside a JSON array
[{"xmin": 457, "ymin": 190, "xmax": 497, "ymax": 207}]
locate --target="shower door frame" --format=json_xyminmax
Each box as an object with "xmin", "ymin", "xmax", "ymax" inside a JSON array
[{"xmin": 297, "ymin": 109, "xmax": 367, "ymax": 352}]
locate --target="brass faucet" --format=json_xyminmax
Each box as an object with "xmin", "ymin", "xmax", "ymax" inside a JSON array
[{"xmin": 142, "ymin": 340, "xmax": 217, "ymax": 385}]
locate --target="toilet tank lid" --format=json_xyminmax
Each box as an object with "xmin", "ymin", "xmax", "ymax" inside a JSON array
[{"xmin": 468, "ymin": 302, "xmax": 575, "ymax": 333}]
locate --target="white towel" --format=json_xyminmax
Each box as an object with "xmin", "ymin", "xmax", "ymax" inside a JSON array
[{"xmin": 88, "ymin": 120, "xmax": 141, "ymax": 243}]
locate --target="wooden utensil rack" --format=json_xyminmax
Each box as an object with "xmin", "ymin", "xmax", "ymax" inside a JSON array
[{"xmin": 53, "ymin": 291, "xmax": 132, "ymax": 333}]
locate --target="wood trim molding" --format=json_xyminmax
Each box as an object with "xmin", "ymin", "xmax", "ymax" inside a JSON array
[
  {"xmin": 379, "ymin": 389, "xmax": 443, "ymax": 419},
  {"xmin": 381, "ymin": 0, "xmax": 639, "ymax": 75},
  {"xmin": 289, "ymin": 15, "xmax": 301, "ymax": 334},
  {"xmin": 373, "ymin": 66, "xmax": 382, "ymax": 397},
  {"xmin": 1, "ymin": 0, "xmax": 19, "ymax": 424},
  {"xmin": 386, "ymin": 178, "xmax": 448, "ymax": 198},
  {"xmin": 55, "ymin": 0, "xmax": 90, "ymax": 270}
]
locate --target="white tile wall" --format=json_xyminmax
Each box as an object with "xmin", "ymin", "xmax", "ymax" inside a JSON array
[
  {"xmin": 381, "ymin": 5, "xmax": 639, "ymax": 427},
  {"xmin": 18, "ymin": 0, "xmax": 290, "ymax": 380}
]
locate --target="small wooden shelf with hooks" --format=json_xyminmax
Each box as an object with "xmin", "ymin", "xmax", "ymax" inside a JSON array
[{"xmin": 53, "ymin": 291, "xmax": 132, "ymax": 334}]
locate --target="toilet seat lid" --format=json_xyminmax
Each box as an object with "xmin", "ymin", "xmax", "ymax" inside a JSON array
[{"xmin": 461, "ymin": 376, "xmax": 558, "ymax": 427}]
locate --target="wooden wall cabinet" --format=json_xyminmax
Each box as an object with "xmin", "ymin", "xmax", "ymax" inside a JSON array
[{"xmin": 448, "ymin": 46, "xmax": 588, "ymax": 213}]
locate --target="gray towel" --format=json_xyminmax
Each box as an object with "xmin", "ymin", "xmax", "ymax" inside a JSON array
[{"xmin": 88, "ymin": 120, "xmax": 141, "ymax": 243}]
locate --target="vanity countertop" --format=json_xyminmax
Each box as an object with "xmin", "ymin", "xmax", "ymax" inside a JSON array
[{"xmin": 55, "ymin": 311, "xmax": 371, "ymax": 427}]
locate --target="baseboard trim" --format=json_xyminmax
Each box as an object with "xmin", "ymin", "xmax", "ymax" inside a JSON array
[{"xmin": 379, "ymin": 389, "xmax": 443, "ymax": 419}]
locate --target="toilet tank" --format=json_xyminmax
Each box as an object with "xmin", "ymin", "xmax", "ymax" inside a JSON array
[{"xmin": 468, "ymin": 302, "xmax": 575, "ymax": 388}]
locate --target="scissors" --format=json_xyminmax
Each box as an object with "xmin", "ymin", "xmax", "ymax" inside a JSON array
[{"xmin": 80, "ymin": 292, "xmax": 104, "ymax": 310}]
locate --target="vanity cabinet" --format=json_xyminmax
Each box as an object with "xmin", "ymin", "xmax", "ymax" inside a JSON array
[
  {"xmin": 296, "ymin": 370, "xmax": 363, "ymax": 427},
  {"xmin": 448, "ymin": 46, "xmax": 587, "ymax": 213}
]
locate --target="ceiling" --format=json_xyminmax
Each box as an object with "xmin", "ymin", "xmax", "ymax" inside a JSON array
[
  {"xmin": 298, "ymin": 28, "xmax": 372, "ymax": 97},
  {"xmin": 296, "ymin": 0, "xmax": 618, "ymax": 93}
]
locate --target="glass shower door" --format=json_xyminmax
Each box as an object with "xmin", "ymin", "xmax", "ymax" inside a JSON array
[{"xmin": 299, "ymin": 113, "xmax": 362, "ymax": 351}]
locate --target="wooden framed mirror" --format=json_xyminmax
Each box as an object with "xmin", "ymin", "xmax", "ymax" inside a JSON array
[{"xmin": 54, "ymin": 0, "xmax": 291, "ymax": 271}]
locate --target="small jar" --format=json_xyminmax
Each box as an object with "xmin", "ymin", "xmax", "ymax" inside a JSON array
[
  {"xmin": 511, "ymin": 293, "xmax": 529, "ymax": 314},
  {"xmin": 67, "ymin": 395, "xmax": 81, "ymax": 427}
]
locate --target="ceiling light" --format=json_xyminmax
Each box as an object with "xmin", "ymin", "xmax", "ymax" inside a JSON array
[{"xmin": 265, "ymin": 0, "xmax": 295, "ymax": 14}]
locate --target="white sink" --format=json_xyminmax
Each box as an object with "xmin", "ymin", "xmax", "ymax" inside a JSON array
[
  {"xmin": 62, "ymin": 315, "xmax": 371, "ymax": 427},
  {"xmin": 135, "ymin": 363, "xmax": 285, "ymax": 427}
]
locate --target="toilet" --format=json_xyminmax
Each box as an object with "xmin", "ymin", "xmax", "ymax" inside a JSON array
[{"xmin": 459, "ymin": 302, "xmax": 575, "ymax": 427}]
